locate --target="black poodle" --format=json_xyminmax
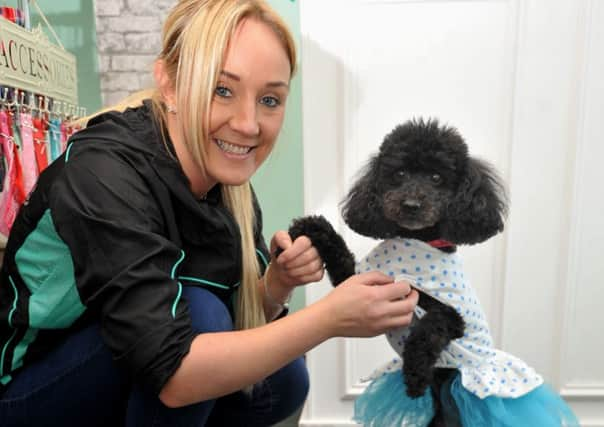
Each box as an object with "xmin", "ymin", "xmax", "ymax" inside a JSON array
[
  {"xmin": 285, "ymin": 119, "xmax": 578, "ymax": 427},
  {"xmin": 286, "ymin": 118, "xmax": 512, "ymax": 426}
]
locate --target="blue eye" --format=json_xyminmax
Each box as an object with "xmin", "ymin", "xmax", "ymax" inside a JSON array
[
  {"xmin": 260, "ymin": 96, "xmax": 280, "ymax": 108},
  {"xmin": 215, "ymin": 86, "xmax": 232, "ymax": 98}
]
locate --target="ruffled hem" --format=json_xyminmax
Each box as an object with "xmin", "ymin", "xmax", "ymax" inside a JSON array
[
  {"xmin": 354, "ymin": 371, "xmax": 434, "ymax": 427},
  {"xmin": 353, "ymin": 371, "xmax": 579, "ymax": 427},
  {"xmin": 363, "ymin": 357, "xmax": 403, "ymax": 382},
  {"xmin": 451, "ymin": 374, "xmax": 580, "ymax": 427},
  {"xmin": 363, "ymin": 352, "xmax": 543, "ymax": 399},
  {"xmin": 457, "ymin": 351, "xmax": 543, "ymax": 398}
]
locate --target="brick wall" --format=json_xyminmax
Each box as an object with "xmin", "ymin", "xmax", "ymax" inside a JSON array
[{"xmin": 94, "ymin": 0, "xmax": 177, "ymax": 106}]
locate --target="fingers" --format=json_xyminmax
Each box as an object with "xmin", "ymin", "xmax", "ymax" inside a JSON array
[
  {"xmin": 351, "ymin": 271, "xmax": 395, "ymax": 286},
  {"xmin": 279, "ymin": 245, "xmax": 320, "ymax": 270},
  {"xmin": 378, "ymin": 289, "xmax": 419, "ymax": 330},
  {"xmin": 270, "ymin": 233, "xmax": 326, "ymax": 286},
  {"xmin": 354, "ymin": 277, "xmax": 413, "ymax": 300},
  {"xmin": 274, "ymin": 235, "xmax": 313, "ymax": 264},
  {"xmin": 288, "ymin": 269, "xmax": 325, "ymax": 285},
  {"xmin": 274, "ymin": 236, "xmax": 325, "ymax": 281},
  {"xmin": 383, "ymin": 289, "xmax": 419, "ymax": 316},
  {"xmin": 284, "ymin": 257, "xmax": 324, "ymax": 278},
  {"xmin": 379, "ymin": 280, "xmax": 413, "ymax": 301},
  {"xmin": 270, "ymin": 230, "xmax": 293, "ymax": 256}
]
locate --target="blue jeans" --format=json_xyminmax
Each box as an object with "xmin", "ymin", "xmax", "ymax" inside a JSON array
[{"xmin": 0, "ymin": 287, "xmax": 309, "ymax": 426}]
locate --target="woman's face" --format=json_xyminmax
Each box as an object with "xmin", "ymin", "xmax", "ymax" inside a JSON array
[{"xmin": 205, "ymin": 18, "xmax": 291, "ymax": 187}]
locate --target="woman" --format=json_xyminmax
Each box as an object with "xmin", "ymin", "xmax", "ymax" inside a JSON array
[{"xmin": 0, "ymin": 1, "xmax": 418, "ymax": 425}]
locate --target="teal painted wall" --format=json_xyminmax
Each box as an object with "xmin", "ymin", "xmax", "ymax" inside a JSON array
[
  {"xmin": 27, "ymin": 0, "xmax": 103, "ymax": 113},
  {"xmin": 253, "ymin": 0, "xmax": 305, "ymax": 311}
]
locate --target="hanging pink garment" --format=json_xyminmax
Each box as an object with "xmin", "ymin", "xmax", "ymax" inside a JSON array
[
  {"xmin": 33, "ymin": 116, "xmax": 49, "ymax": 172},
  {"xmin": 19, "ymin": 111, "xmax": 38, "ymax": 196},
  {"xmin": 0, "ymin": 110, "xmax": 23, "ymax": 236},
  {"xmin": 60, "ymin": 121, "xmax": 68, "ymax": 153},
  {"xmin": 6, "ymin": 112, "xmax": 25, "ymax": 204}
]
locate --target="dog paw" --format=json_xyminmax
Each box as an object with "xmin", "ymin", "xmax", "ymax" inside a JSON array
[{"xmin": 283, "ymin": 215, "xmax": 356, "ymax": 286}]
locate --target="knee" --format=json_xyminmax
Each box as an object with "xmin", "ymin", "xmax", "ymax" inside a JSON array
[
  {"xmin": 181, "ymin": 287, "xmax": 234, "ymax": 334},
  {"xmin": 270, "ymin": 357, "xmax": 310, "ymax": 419},
  {"xmin": 288, "ymin": 357, "xmax": 310, "ymax": 408}
]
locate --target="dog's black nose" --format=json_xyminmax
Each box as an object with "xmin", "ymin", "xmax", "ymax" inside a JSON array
[{"xmin": 402, "ymin": 199, "xmax": 422, "ymax": 211}]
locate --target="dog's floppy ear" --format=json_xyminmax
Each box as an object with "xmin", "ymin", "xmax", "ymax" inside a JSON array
[
  {"xmin": 341, "ymin": 155, "xmax": 394, "ymax": 238},
  {"xmin": 441, "ymin": 158, "xmax": 508, "ymax": 244}
]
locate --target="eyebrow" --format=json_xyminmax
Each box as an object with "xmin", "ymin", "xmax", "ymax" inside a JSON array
[{"xmin": 220, "ymin": 70, "xmax": 289, "ymax": 89}]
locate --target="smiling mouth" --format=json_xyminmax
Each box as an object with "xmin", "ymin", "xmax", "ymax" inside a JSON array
[{"xmin": 215, "ymin": 139, "xmax": 254, "ymax": 155}]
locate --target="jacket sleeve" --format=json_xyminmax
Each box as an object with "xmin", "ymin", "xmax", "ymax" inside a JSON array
[
  {"xmin": 250, "ymin": 186, "xmax": 291, "ymax": 319},
  {"xmin": 49, "ymin": 142, "xmax": 196, "ymax": 395}
]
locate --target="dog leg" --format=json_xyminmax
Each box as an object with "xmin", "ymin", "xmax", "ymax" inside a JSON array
[
  {"xmin": 281, "ymin": 215, "xmax": 356, "ymax": 286},
  {"xmin": 402, "ymin": 295, "xmax": 465, "ymax": 398}
]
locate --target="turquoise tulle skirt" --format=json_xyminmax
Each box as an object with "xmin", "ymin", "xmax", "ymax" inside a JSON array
[{"xmin": 353, "ymin": 370, "xmax": 580, "ymax": 427}]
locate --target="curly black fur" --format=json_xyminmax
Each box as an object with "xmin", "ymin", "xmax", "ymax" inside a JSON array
[
  {"xmin": 403, "ymin": 295, "xmax": 465, "ymax": 398},
  {"xmin": 342, "ymin": 118, "xmax": 508, "ymax": 244},
  {"xmin": 285, "ymin": 118, "xmax": 508, "ymax": 426},
  {"xmin": 285, "ymin": 215, "xmax": 356, "ymax": 286}
]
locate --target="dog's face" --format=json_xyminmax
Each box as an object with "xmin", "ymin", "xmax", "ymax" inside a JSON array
[
  {"xmin": 342, "ymin": 119, "xmax": 507, "ymax": 244},
  {"xmin": 376, "ymin": 121, "xmax": 468, "ymax": 231}
]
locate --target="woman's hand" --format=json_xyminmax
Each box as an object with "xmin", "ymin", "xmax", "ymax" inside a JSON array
[
  {"xmin": 318, "ymin": 271, "xmax": 419, "ymax": 338},
  {"xmin": 260, "ymin": 230, "xmax": 325, "ymax": 320},
  {"xmin": 268, "ymin": 230, "xmax": 325, "ymax": 289}
]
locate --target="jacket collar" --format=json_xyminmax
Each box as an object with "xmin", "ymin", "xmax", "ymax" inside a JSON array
[{"xmin": 78, "ymin": 100, "xmax": 221, "ymax": 212}]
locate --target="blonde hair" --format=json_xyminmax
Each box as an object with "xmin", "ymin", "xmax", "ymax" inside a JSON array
[{"xmin": 90, "ymin": 0, "xmax": 297, "ymax": 331}]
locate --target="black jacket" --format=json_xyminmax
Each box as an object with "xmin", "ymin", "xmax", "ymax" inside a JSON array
[{"xmin": 0, "ymin": 101, "xmax": 270, "ymax": 395}]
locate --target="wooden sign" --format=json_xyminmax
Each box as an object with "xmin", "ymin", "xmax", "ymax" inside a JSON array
[{"xmin": 0, "ymin": 19, "xmax": 77, "ymax": 105}]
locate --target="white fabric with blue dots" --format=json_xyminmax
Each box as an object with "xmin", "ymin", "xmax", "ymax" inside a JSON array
[{"xmin": 357, "ymin": 238, "xmax": 543, "ymax": 399}]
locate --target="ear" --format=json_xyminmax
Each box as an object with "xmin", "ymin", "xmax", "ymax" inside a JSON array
[
  {"xmin": 341, "ymin": 156, "xmax": 396, "ymax": 238},
  {"xmin": 154, "ymin": 59, "xmax": 176, "ymax": 108},
  {"xmin": 441, "ymin": 158, "xmax": 508, "ymax": 244}
]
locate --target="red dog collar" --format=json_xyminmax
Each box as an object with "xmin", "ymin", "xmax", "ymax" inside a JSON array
[{"xmin": 427, "ymin": 239, "xmax": 456, "ymax": 249}]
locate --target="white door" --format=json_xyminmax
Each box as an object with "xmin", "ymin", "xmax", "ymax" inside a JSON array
[{"xmin": 299, "ymin": 0, "xmax": 604, "ymax": 425}]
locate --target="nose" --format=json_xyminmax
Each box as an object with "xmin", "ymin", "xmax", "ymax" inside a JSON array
[
  {"xmin": 402, "ymin": 199, "xmax": 422, "ymax": 212},
  {"xmin": 230, "ymin": 98, "xmax": 260, "ymax": 137}
]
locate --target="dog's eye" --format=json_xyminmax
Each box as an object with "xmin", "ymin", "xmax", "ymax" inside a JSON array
[
  {"xmin": 431, "ymin": 174, "xmax": 442, "ymax": 184},
  {"xmin": 397, "ymin": 171, "xmax": 406, "ymax": 178}
]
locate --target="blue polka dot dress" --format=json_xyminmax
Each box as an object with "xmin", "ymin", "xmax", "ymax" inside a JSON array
[{"xmin": 353, "ymin": 238, "xmax": 579, "ymax": 427}]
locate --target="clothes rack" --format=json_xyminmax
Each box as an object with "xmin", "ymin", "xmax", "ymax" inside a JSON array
[{"xmin": 0, "ymin": 1, "xmax": 84, "ymax": 246}]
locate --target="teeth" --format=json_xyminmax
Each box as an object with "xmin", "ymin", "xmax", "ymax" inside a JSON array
[{"xmin": 216, "ymin": 139, "xmax": 252, "ymax": 155}]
